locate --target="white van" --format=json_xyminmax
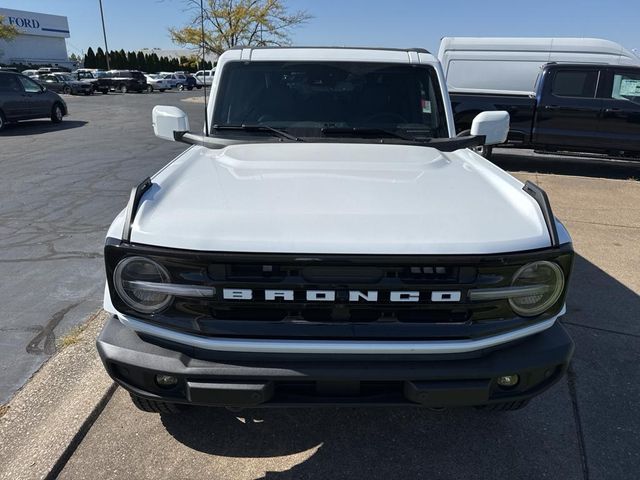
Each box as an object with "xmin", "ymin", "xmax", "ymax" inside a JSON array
[{"xmin": 438, "ymin": 37, "xmax": 640, "ymax": 94}]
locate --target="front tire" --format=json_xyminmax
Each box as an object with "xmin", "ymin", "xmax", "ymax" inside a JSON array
[
  {"xmin": 177, "ymin": 83, "xmax": 184, "ymax": 91},
  {"xmin": 51, "ymin": 103, "xmax": 64, "ymax": 123},
  {"xmin": 0, "ymin": 111, "xmax": 6, "ymax": 132},
  {"xmin": 146, "ymin": 85, "xmax": 154, "ymax": 93},
  {"xmin": 119, "ymin": 84, "xmax": 128, "ymax": 94},
  {"xmin": 129, "ymin": 393, "xmax": 182, "ymax": 414},
  {"xmin": 62, "ymin": 85, "xmax": 71, "ymax": 95}
]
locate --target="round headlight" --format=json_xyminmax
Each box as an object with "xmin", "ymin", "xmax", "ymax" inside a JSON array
[
  {"xmin": 509, "ymin": 261, "xmax": 564, "ymax": 317},
  {"xmin": 114, "ymin": 256, "xmax": 172, "ymax": 313}
]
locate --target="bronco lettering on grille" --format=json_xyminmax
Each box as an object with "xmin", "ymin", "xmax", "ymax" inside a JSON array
[{"xmin": 222, "ymin": 289, "xmax": 462, "ymax": 303}]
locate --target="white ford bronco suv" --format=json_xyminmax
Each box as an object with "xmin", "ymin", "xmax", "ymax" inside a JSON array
[{"xmin": 98, "ymin": 47, "xmax": 574, "ymax": 413}]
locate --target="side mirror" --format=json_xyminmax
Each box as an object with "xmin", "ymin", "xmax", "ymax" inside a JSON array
[
  {"xmin": 152, "ymin": 105, "xmax": 190, "ymax": 142},
  {"xmin": 471, "ymin": 111, "xmax": 509, "ymax": 146}
]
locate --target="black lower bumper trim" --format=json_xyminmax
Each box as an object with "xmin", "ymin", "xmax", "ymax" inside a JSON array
[{"xmin": 97, "ymin": 316, "xmax": 574, "ymax": 408}]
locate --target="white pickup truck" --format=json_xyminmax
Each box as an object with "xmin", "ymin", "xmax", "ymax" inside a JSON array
[
  {"xmin": 193, "ymin": 68, "xmax": 215, "ymax": 87},
  {"xmin": 98, "ymin": 47, "xmax": 575, "ymax": 414}
]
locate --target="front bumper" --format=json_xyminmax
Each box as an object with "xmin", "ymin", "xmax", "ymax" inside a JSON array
[{"xmin": 97, "ymin": 316, "xmax": 574, "ymax": 408}]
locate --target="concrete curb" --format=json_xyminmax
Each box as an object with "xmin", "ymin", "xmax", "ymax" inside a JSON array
[{"xmin": 0, "ymin": 311, "xmax": 115, "ymax": 480}]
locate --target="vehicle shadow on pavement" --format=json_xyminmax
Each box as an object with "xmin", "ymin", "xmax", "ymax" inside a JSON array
[
  {"xmin": 0, "ymin": 120, "xmax": 88, "ymax": 136},
  {"xmin": 160, "ymin": 404, "xmax": 574, "ymax": 479},
  {"xmin": 492, "ymin": 150, "xmax": 640, "ymax": 180},
  {"xmin": 153, "ymin": 255, "xmax": 639, "ymax": 479}
]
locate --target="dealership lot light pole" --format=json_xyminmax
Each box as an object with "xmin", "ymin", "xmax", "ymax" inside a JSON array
[{"xmin": 99, "ymin": 0, "xmax": 110, "ymax": 70}]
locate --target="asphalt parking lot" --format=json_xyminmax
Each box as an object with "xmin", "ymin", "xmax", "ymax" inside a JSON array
[
  {"xmin": 1, "ymin": 92, "xmax": 639, "ymax": 479},
  {"xmin": 0, "ymin": 90, "xmax": 205, "ymax": 404}
]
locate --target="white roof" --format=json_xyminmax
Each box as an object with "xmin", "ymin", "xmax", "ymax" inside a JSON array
[
  {"xmin": 439, "ymin": 37, "xmax": 639, "ymax": 61},
  {"xmin": 219, "ymin": 47, "xmax": 439, "ymax": 65}
]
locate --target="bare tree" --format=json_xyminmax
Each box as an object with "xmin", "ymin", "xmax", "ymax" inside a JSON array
[{"xmin": 169, "ymin": 0, "xmax": 312, "ymax": 55}]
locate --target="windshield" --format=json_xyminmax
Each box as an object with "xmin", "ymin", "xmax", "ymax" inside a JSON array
[
  {"xmin": 212, "ymin": 61, "xmax": 449, "ymax": 140},
  {"xmin": 55, "ymin": 74, "xmax": 72, "ymax": 81}
]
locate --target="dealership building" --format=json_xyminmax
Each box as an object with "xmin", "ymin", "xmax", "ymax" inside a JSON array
[{"xmin": 0, "ymin": 7, "xmax": 72, "ymax": 68}]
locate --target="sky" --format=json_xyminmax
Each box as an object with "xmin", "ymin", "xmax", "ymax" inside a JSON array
[{"xmin": 1, "ymin": 0, "xmax": 638, "ymax": 57}]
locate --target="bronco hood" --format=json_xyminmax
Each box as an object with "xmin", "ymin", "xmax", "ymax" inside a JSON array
[{"xmin": 128, "ymin": 143, "xmax": 551, "ymax": 254}]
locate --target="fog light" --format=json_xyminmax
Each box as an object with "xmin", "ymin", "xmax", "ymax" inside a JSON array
[
  {"xmin": 155, "ymin": 374, "xmax": 178, "ymax": 388},
  {"xmin": 496, "ymin": 374, "xmax": 520, "ymax": 388}
]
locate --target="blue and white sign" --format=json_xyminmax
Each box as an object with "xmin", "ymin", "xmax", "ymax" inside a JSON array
[{"xmin": 0, "ymin": 7, "xmax": 70, "ymax": 39}]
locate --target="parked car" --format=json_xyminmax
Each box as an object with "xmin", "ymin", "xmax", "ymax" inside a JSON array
[
  {"xmin": 160, "ymin": 72, "xmax": 195, "ymax": 91},
  {"xmin": 71, "ymin": 69, "xmax": 111, "ymax": 94},
  {"xmin": 104, "ymin": 70, "xmax": 147, "ymax": 93},
  {"xmin": 438, "ymin": 37, "xmax": 640, "ymax": 94},
  {"xmin": 36, "ymin": 73, "xmax": 93, "ymax": 96},
  {"xmin": 98, "ymin": 46, "xmax": 574, "ymax": 415},
  {"xmin": 0, "ymin": 71, "xmax": 67, "ymax": 131},
  {"xmin": 21, "ymin": 69, "xmax": 40, "ymax": 77},
  {"xmin": 449, "ymin": 63, "xmax": 640, "ymax": 158},
  {"xmin": 36, "ymin": 67, "xmax": 67, "ymax": 74},
  {"xmin": 193, "ymin": 69, "xmax": 215, "ymax": 88},
  {"xmin": 144, "ymin": 74, "xmax": 171, "ymax": 92}
]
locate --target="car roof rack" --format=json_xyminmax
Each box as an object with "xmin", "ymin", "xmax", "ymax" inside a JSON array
[{"xmin": 228, "ymin": 46, "xmax": 431, "ymax": 54}]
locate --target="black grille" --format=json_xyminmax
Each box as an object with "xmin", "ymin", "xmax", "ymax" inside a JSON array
[
  {"xmin": 211, "ymin": 264, "xmax": 464, "ymax": 284},
  {"xmin": 195, "ymin": 262, "xmax": 485, "ymax": 325},
  {"xmin": 105, "ymin": 240, "xmax": 574, "ymax": 340}
]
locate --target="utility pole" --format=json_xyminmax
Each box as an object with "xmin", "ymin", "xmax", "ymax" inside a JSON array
[{"xmin": 98, "ymin": 0, "xmax": 110, "ymax": 70}]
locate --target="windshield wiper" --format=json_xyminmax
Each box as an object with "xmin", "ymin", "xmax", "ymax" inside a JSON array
[
  {"xmin": 320, "ymin": 126, "xmax": 429, "ymax": 143},
  {"xmin": 212, "ymin": 124, "xmax": 302, "ymax": 142}
]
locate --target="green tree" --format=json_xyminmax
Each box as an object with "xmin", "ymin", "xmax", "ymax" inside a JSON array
[
  {"xmin": 118, "ymin": 49, "xmax": 127, "ymax": 69},
  {"xmin": 146, "ymin": 53, "xmax": 156, "ymax": 73},
  {"xmin": 108, "ymin": 50, "xmax": 118, "ymax": 69},
  {"xmin": 127, "ymin": 51, "xmax": 137, "ymax": 69},
  {"xmin": 137, "ymin": 51, "xmax": 147, "ymax": 72},
  {"xmin": 84, "ymin": 47, "xmax": 96, "ymax": 68},
  {"xmin": 113, "ymin": 50, "xmax": 124, "ymax": 69},
  {"xmin": 0, "ymin": 15, "xmax": 20, "ymax": 41},
  {"xmin": 169, "ymin": 0, "xmax": 311, "ymax": 55},
  {"xmin": 96, "ymin": 47, "xmax": 107, "ymax": 69},
  {"xmin": 69, "ymin": 53, "xmax": 80, "ymax": 67},
  {"xmin": 149, "ymin": 53, "xmax": 160, "ymax": 73}
]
